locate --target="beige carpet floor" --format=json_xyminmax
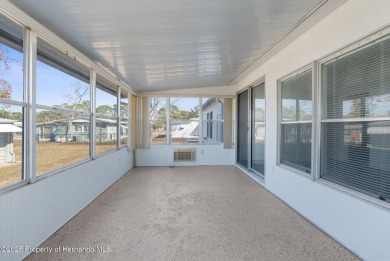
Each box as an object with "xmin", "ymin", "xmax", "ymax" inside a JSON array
[{"xmin": 26, "ymin": 166, "xmax": 358, "ymax": 261}]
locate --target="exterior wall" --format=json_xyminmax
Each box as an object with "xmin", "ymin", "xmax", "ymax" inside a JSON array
[
  {"xmin": 0, "ymin": 133, "xmax": 7, "ymax": 163},
  {"xmin": 0, "ymin": 133, "xmax": 15, "ymax": 164},
  {"xmin": 202, "ymin": 101, "xmax": 223, "ymax": 143},
  {"xmin": 0, "ymin": 148, "xmax": 133, "ymax": 261},
  {"xmin": 235, "ymin": 1, "xmax": 390, "ymax": 260}
]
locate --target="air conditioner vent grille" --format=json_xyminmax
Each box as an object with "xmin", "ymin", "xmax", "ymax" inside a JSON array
[{"xmin": 174, "ymin": 148, "xmax": 196, "ymax": 162}]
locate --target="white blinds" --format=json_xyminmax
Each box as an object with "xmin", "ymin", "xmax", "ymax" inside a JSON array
[
  {"xmin": 321, "ymin": 34, "xmax": 390, "ymax": 202},
  {"xmin": 280, "ymin": 70, "xmax": 312, "ymax": 173},
  {"xmin": 322, "ymin": 35, "xmax": 390, "ymax": 120}
]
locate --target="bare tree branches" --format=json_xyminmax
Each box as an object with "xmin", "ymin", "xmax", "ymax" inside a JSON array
[{"xmin": 0, "ymin": 44, "xmax": 20, "ymax": 99}]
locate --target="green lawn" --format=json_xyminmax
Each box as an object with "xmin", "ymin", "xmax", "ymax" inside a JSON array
[{"xmin": 0, "ymin": 140, "xmax": 117, "ymax": 188}]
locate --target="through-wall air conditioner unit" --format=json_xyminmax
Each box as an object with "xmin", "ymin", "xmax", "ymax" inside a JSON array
[{"xmin": 174, "ymin": 148, "xmax": 196, "ymax": 162}]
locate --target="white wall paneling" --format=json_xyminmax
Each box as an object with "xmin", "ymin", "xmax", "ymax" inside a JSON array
[{"xmin": 0, "ymin": 149, "xmax": 133, "ymax": 261}]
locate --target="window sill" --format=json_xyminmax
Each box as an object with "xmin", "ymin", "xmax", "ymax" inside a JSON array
[
  {"xmin": 0, "ymin": 180, "xmax": 29, "ymax": 196},
  {"xmin": 277, "ymin": 164, "xmax": 311, "ymax": 180}
]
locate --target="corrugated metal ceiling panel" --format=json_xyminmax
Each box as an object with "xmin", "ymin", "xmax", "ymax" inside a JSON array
[{"xmin": 10, "ymin": 0, "xmax": 323, "ymax": 92}]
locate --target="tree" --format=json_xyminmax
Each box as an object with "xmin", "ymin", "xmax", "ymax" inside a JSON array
[
  {"xmin": 60, "ymin": 82, "xmax": 90, "ymax": 140},
  {"xmin": 0, "ymin": 109, "xmax": 22, "ymax": 121},
  {"xmin": 97, "ymin": 104, "xmax": 116, "ymax": 116},
  {"xmin": 0, "ymin": 79, "xmax": 11, "ymax": 99},
  {"xmin": 116, "ymin": 102, "xmax": 128, "ymax": 118},
  {"xmin": 0, "ymin": 45, "xmax": 15, "ymax": 99},
  {"xmin": 149, "ymin": 97, "xmax": 167, "ymax": 132},
  {"xmin": 36, "ymin": 110, "xmax": 64, "ymax": 124},
  {"xmin": 149, "ymin": 97, "xmax": 165, "ymax": 122},
  {"xmin": 188, "ymin": 105, "xmax": 199, "ymax": 119}
]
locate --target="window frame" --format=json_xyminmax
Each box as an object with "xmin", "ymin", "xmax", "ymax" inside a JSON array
[
  {"xmin": 95, "ymin": 74, "xmax": 119, "ymax": 155},
  {"xmin": 0, "ymin": 15, "xmax": 27, "ymax": 191},
  {"xmin": 0, "ymin": 10, "xmax": 132, "ymax": 194},
  {"xmin": 148, "ymin": 96, "xmax": 168, "ymax": 145},
  {"xmin": 315, "ymin": 27, "xmax": 390, "ymax": 207},
  {"xmin": 202, "ymin": 98, "xmax": 224, "ymax": 145},
  {"xmin": 35, "ymin": 36, "xmax": 93, "ymax": 178},
  {"xmin": 168, "ymin": 97, "xmax": 201, "ymax": 145},
  {"xmin": 148, "ymin": 96, "xmax": 228, "ymax": 146},
  {"xmin": 277, "ymin": 65, "xmax": 314, "ymax": 177},
  {"xmin": 119, "ymin": 88, "xmax": 130, "ymax": 149}
]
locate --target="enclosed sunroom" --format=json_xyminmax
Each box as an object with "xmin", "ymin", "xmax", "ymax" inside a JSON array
[{"xmin": 0, "ymin": 0, "xmax": 390, "ymax": 260}]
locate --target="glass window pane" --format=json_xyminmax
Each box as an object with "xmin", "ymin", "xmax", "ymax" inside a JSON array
[
  {"xmin": 36, "ymin": 108, "xmax": 90, "ymax": 176},
  {"xmin": 281, "ymin": 70, "xmax": 312, "ymax": 122},
  {"xmin": 96, "ymin": 75, "xmax": 117, "ymax": 117},
  {"xmin": 280, "ymin": 123, "xmax": 311, "ymax": 173},
  {"xmin": 202, "ymin": 98, "xmax": 223, "ymax": 144},
  {"xmin": 0, "ymin": 105, "xmax": 23, "ymax": 188},
  {"xmin": 321, "ymin": 121, "xmax": 390, "ymax": 200},
  {"xmin": 322, "ymin": 35, "xmax": 390, "ymax": 120},
  {"xmin": 120, "ymin": 118, "xmax": 128, "ymax": 147},
  {"xmin": 120, "ymin": 93, "xmax": 128, "ymax": 147},
  {"xmin": 321, "ymin": 34, "xmax": 390, "ymax": 202},
  {"xmin": 36, "ymin": 38, "xmax": 90, "ymax": 110},
  {"xmin": 120, "ymin": 92, "xmax": 128, "ymax": 119},
  {"xmin": 170, "ymin": 98, "xmax": 199, "ymax": 144},
  {"xmin": 95, "ymin": 75, "xmax": 118, "ymax": 153},
  {"xmin": 0, "ymin": 14, "xmax": 24, "ymax": 102},
  {"xmin": 96, "ymin": 116, "xmax": 117, "ymax": 154},
  {"xmin": 149, "ymin": 97, "xmax": 167, "ymax": 144},
  {"xmin": 280, "ymin": 70, "xmax": 312, "ymax": 173}
]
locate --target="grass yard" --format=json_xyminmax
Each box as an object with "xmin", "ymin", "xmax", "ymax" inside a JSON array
[{"xmin": 0, "ymin": 140, "xmax": 117, "ymax": 189}]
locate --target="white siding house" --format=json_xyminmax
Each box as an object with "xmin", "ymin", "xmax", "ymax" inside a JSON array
[
  {"xmin": 202, "ymin": 98, "xmax": 224, "ymax": 143},
  {"xmin": 0, "ymin": 119, "xmax": 22, "ymax": 164}
]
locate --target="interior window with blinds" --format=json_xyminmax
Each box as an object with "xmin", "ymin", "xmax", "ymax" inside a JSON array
[
  {"xmin": 321, "ymin": 34, "xmax": 390, "ymax": 202},
  {"xmin": 280, "ymin": 70, "xmax": 312, "ymax": 173}
]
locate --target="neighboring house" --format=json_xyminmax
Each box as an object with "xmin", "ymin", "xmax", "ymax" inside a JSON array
[
  {"xmin": 96, "ymin": 118, "xmax": 125, "ymax": 142},
  {"xmin": 36, "ymin": 118, "xmax": 91, "ymax": 142},
  {"xmin": 36, "ymin": 117, "xmax": 126, "ymax": 142},
  {"xmin": 202, "ymin": 98, "xmax": 223, "ymax": 143},
  {"xmin": 0, "ymin": 119, "xmax": 22, "ymax": 164}
]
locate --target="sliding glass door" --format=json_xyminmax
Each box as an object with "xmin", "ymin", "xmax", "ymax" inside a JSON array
[{"xmin": 236, "ymin": 83, "xmax": 265, "ymax": 178}]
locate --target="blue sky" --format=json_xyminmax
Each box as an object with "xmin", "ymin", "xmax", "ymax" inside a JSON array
[
  {"xmin": 1, "ymin": 43, "xmax": 117, "ymax": 110},
  {"xmin": 173, "ymin": 97, "xmax": 199, "ymax": 112}
]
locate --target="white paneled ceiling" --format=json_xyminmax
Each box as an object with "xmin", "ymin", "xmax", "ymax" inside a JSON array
[{"xmin": 10, "ymin": 0, "xmax": 323, "ymax": 92}]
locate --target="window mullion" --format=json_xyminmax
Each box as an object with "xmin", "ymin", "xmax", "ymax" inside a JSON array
[
  {"xmin": 166, "ymin": 97, "xmax": 170, "ymax": 145},
  {"xmin": 117, "ymin": 86, "xmax": 121, "ymax": 149},
  {"xmin": 312, "ymin": 61, "xmax": 320, "ymax": 181},
  {"xmin": 24, "ymin": 27, "xmax": 37, "ymax": 184},
  {"xmin": 90, "ymin": 69, "xmax": 96, "ymax": 159}
]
